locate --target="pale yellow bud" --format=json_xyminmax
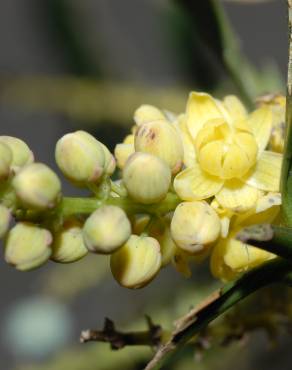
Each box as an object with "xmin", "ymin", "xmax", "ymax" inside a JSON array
[
  {"xmin": 0, "ymin": 204, "xmax": 11, "ymax": 238},
  {"xmin": 0, "ymin": 142, "xmax": 12, "ymax": 180},
  {"xmin": 51, "ymin": 220, "xmax": 88, "ymax": 263},
  {"xmin": 5, "ymin": 222, "xmax": 52, "ymax": 271},
  {"xmin": 0, "ymin": 136, "xmax": 34, "ymax": 172},
  {"xmin": 114, "ymin": 143, "xmax": 135, "ymax": 169},
  {"xmin": 100, "ymin": 143, "xmax": 116, "ymax": 176},
  {"xmin": 55, "ymin": 130, "xmax": 105, "ymax": 184},
  {"xmin": 149, "ymin": 219, "xmax": 176, "ymax": 266},
  {"xmin": 83, "ymin": 206, "xmax": 131, "ymax": 254},
  {"xmin": 123, "ymin": 134, "xmax": 135, "ymax": 144},
  {"xmin": 12, "ymin": 163, "xmax": 61, "ymax": 209},
  {"xmin": 135, "ymin": 120, "xmax": 183, "ymax": 174},
  {"xmin": 123, "ymin": 152, "xmax": 171, "ymax": 204},
  {"xmin": 133, "ymin": 105, "xmax": 165, "ymax": 126},
  {"xmin": 110, "ymin": 235, "xmax": 161, "ymax": 289},
  {"xmin": 171, "ymin": 201, "xmax": 221, "ymax": 253}
]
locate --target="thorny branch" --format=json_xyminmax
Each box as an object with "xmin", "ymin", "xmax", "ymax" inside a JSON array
[{"xmin": 80, "ymin": 316, "xmax": 162, "ymax": 350}]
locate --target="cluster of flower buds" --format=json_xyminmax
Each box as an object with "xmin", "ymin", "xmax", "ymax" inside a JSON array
[{"xmin": 0, "ymin": 91, "xmax": 285, "ymax": 287}]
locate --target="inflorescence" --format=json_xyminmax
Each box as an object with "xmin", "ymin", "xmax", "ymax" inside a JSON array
[{"xmin": 0, "ymin": 92, "xmax": 285, "ymax": 288}]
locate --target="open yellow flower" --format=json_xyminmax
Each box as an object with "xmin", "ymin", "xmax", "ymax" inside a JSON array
[
  {"xmin": 210, "ymin": 192, "xmax": 281, "ymax": 281},
  {"xmin": 174, "ymin": 92, "xmax": 282, "ymax": 213}
]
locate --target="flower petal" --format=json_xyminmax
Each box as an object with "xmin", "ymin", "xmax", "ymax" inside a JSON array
[
  {"xmin": 245, "ymin": 151, "xmax": 282, "ymax": 191},
  {"xmin": 248, "ymin": 106, "xmax": 272, "ymax": 154},
  {"xmin": 186, "ymin": 92, "xmax": 228, "ymax": 141},
  {"xmin": 174, "ymin": 163, "xmax": 224, "ymax": 201},
  {"xmin": 178, "ymin": 115, "xmax": 196, "ymax": 167},
  {"xmin": 210, "ymin": 231, "xmax": 274, "ymax": 281},
  {"xmin": 223, "ymin": 95, "xmax": 247, "ymax": 121},
  {"xmin": 215, "ymin": 179, "xmax": 259, "ymax": 213},
  {"xmin": 234, "ymin": 193, "xmax": 281, "ymax": 228},
  {"xmin": 223, "ymin": 238, "xmax": 274, "ymax": 273}
]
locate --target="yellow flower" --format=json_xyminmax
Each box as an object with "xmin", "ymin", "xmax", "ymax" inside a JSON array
[
  {"xmin": 174, "ymin": 92, "xmax": 282, "ymax": 213},
  {"xmin": 210, "ymin": 192, "xmax": 281, "ymax": 281}
]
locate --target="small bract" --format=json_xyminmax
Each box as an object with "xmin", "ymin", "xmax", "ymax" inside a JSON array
[
  {"xmin": 83, "ymin": 206, "xmax": 131, "ymax": 254},
  {"xmin": 5, "ymin": 222, "xmax": 52, "ymax": 271},
  {"xmin": 12, "ymin": 163, "xmax": 61, "ymax": 210},
  {"xmin": 123, "ymin": 152, "xmax": 171, "ymax": 204},
  {"xmin": 110, "ymin": 235, "xmax": 161, "ymax": 289},
  {"xmin": 171, "ymin": 201, "xmax": 221, "ymax": 253},
  {"xmin": 55, "ymin": 130, "xmax": 105, "ymax": 184}
]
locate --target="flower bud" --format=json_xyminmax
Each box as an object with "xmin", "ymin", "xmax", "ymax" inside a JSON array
[
  {"xmin": 135, "ymin": 120, "xmax": 183, "ymax": 174},
  {"xmin": 5, "ymin": 222, "xmax": 52, "ymax": 271},
  {"xmin": 100, "ymin": 143, "xmax": 116, "ymax": 176},
  {"xmin": 123, "ymin": 152, "xmax": 171, "ymax": 204},
  {"xmin": 171, "ymin": 201, "xmax": 221, "ymax": 253},
  {"xmin": 12, "ymin": 163, "xmax": 61, "ymax": 210},
  {"xmin": 110, "ymin": 235, "xmax": 161, "ymax": 289},
  {"xmin": 51, "ymin": 220, "xmax": 88, "ymax": 263},
  {"xmin": 149, "ymin": 219, "xmax": 176, "ymax": 266},
  {"xmin": 114, "ymin": 143, "xmax": 135, "ymax": 169},
  {"xmin": 55, "ymin": 130, "xmax": 105, "ymax": 184},
  {"xmin": 83, "ymin": 206, "xmax": 131, "ymax": 254},
  {"xmin": 0, "ymin": 204, "xmax": 11, "ymax": 238},
  {"xmin": 134, "ymin": 105, "xmax": 165, "ymax": 126},
  {"xmin": 0, "ymin": 136, "xmax": 34, "ymax": 172},
  {"xmin": 0, "ymin": 142, "xmax": 12, "ymax": 180}
]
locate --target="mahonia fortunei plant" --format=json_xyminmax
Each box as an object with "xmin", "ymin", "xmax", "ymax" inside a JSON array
[{"xmin": 0, "ymin": 92, "xmax": 285, "ymax": 287}]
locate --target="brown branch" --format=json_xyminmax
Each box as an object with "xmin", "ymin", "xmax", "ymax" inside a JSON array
[
  {"xmin": 144, "ymin": 259, "xmax": 292, "ymax": 370},
  {"xmin": 80, "ymin": 317, "xmax": 162, "ymax": 350}
]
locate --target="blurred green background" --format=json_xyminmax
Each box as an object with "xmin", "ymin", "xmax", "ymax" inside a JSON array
[{"xmin": 0, "ymin": 1, "xmax": 289, "ymax": 369}]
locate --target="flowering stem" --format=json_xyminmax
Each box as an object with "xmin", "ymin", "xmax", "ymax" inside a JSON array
[
  {"xmin": 281, "ymin": 0, "xmax": 292, "ymax": 225},
  {"xmin": 59, "ymin": 193, "xmax": 180, "ymax": 219},
  {"xmin": 145, "ymin": 258, "xmax": 292, "ymax": 370}
]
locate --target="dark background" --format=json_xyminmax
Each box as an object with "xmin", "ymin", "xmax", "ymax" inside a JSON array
[{"xmin": 0, "ymin": 1, "xmax": 288, "ymax": 369}]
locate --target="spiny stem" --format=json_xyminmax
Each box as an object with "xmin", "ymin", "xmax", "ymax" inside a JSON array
[
  {"xmin": 281, "ymin": 0, "xmax": 292, "ymax": 225},
  {"xmin": 145, "ymin": 258, "xmax": 292, "ymax": 370}
]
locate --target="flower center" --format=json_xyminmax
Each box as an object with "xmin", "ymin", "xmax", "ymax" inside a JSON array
[{"xmin": 195, "ymin": 119, "xmax": 258, "ymax": 180}]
